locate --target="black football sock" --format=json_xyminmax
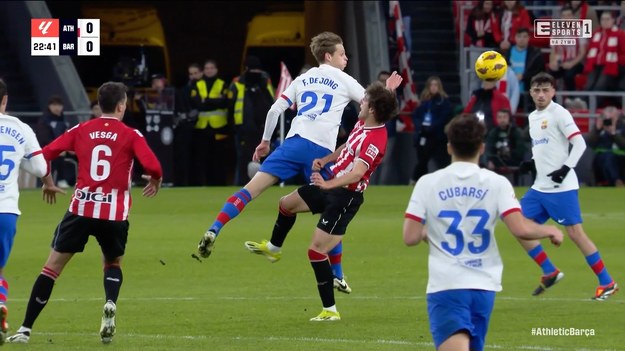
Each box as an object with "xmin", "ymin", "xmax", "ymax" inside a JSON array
[
  {"xmin": 103, "ymin": 264, "xmax": 123, "ymax": 303},
  {"xmin": 22, "ymin": 267, "xmax": 58, "ymax": 328},
  {"xmin": 270, "ymin": 206, "xmax": 296, "ymax": 247},
  {"xmin": 309, "ymin": 250, "xmax": 335, "ymax": 308}
]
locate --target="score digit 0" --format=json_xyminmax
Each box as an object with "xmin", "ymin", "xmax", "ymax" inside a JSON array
[{"xmin": 77, "ymin": 19, "xmax": 100, "ymax": 56}]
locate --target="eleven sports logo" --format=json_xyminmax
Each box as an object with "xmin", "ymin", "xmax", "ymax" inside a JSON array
[{"xmin": 534, "ymin": 19, "xmax": 592, "ymax": 46}]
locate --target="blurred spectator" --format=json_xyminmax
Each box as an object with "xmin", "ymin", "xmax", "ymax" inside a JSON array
[
  {"xmin": 497, "ymin": 62, "xmax": 520, "ymax": 113},
  {"xmin": 548, "ymin": 6, "xmax": 588, "ymax": 91},
  {"xmin": 189, "ymin": 59, "xmax": 230, "ymax": 186},
  {"xmin": 410, "ymin": 76, "xmax": 452, "ymax": 185},
  {"xmin": 146, "ymin": 73, "xmax": 174, "ymax": 110},
  {"xmin": 505, "ymin": 27, "xmax": 546, "ymax": 94},
  {"xmin": 466, "ymin": 0, "xmax": 502, "ymax": 48},
  {"xmin": 526, "ymin": 1, "xmax": 557, "ymax": 19},
  {"xmin": 485, "ymin": 108, "xmax": 526, "ymax": 173},
  {"xmin": 172, "ymin": 63, "xmax": 203, "ymax": 187},
  {"xmin": 90, "ymin": 100, "xmax": 102, "ymax": 120},
  {"xmin": 585, "ymin": 106, "xmax": 625, "ymax": 186},
  {"xmin": 619, "ymin": 0, "xmax": 625, "ymax": 29},
  {"xmin": 583, "ymin": 10, "xmax": 625, "ymax": 94},
  {"xmin": 35, "ymin": 95, "xmax": 73, "ymax": 188},
  {"xmin": 464, "ymin": 79, "xmax": 512, "ymax": 132},
  {"xmin": 227, "ymin": 55, "xmax": 274, "ymax": 185},
  {"xmin": 498, "ymin": 0, "xmax": 532, "ymax": 54},
  {"xmin": 570, "ymin": 0, "xmax": 599, "ymax": 33}
]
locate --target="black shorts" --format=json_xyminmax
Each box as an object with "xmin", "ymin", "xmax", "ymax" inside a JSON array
[
  {"xmin": 297, "ymin": 185, "xmax": 364, "ymax": 235},
  {"xmin": 51, "ymin": 211, "xmax": 130, "ymax": 260}
]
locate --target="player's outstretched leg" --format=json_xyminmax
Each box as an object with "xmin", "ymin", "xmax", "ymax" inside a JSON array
[{"xmin": 197, "ymin": 189, "xmax": 252, "ymax": 258}]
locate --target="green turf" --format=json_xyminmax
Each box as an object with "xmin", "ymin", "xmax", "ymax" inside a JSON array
[{"xmin": 4, "ymin": 186, "xmax": 624, "ymax": 350}]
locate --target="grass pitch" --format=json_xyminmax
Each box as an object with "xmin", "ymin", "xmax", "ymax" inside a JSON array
[{"xmin": 5, "ymin": 186, "xmax": 624, "ymax": 350}]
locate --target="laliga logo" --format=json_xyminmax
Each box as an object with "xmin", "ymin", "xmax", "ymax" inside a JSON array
[
  {"xmin": 38, "ymin": 21, "xmax": 53, "ymax": 35},
  {"xmin": 75, "ymin": 189, "xmax": 113, "ymax": 203}
]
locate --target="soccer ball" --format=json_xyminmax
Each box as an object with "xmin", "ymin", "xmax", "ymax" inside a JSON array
[{"xmin": 474, "ymin": 50, "xmax": 507, "ymax": 81}]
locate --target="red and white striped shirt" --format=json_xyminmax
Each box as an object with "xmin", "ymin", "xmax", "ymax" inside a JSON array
[
  {"xmin": 330, "ymin": 120, "xmax": 387, "ymax": 192},
  {"xmin": 43, "ymin": 117, "xmax": 162, "ymax": 221}
]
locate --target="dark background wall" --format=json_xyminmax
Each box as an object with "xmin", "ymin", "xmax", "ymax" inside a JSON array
[{"xmin": 46, "ymin": 1, "xmax": 305, "ymax": 87}]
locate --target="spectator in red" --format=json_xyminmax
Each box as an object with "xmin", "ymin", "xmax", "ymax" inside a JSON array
[
  {"xmin": 466, "ymin": 0, "xmax": 502, "ymax": 48},
  {"xmin": 463, "ymin": 79, "xmax": 512, "ymax": 132},
  {"xmin": 583, "ymin": 11, "xmax": 625, "ymax": 92},
  {"xmin": 498, "ymin": 0, "xmax": 531, "ymax": 54},
  {"xmin": 548, "ymin": 5, "xmax": 588, "ymax": 91},
  {"xmin": 570, "ymin": 0, "xmax": 599, "ymax": 32}
]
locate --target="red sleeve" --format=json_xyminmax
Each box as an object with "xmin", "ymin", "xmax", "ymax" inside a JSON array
[
  {"xmin": 131, "ymin": 130, "xmax": 163, "ymax": 179},
  {"xmin": 42, "ymin": 127, "xmax": 76, "ymax": 161},
  {"xmin": 464, "ymin": 95, "xmax": 477, "ymax": 113},
  {"xmin": 357, "ymin": 132, "xmax": 385, "ymax": 169}
]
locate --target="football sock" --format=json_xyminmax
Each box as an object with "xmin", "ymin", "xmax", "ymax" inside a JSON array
[
  {"xmin": 528, "ymin": 244, "xmax": 557, "ymax": 275},
  {"xmin": 308, "ymin": 249, "xmax": 334, "ymax": 308},
  {"xmin": 269, "ymin": 205, "xmax": 296, "ymax": 248},
  {"xmin": 585, "ymin": 251, "xmax": 613, "ymax": 286},
  {"xmin": 323, "ymin": 305, "xmax": 337, "ymax": 313},
  {"xmin": 23, "ymin": 266, "xmax": 58, "ymax": 328},
  {"xmin": 210, "ymin": 188, "xmax": 252, "ymax": 236},
  {"xmin": 0, "ymin": 276, "xmax": 8, "ymax": 304},
  {"xmin": 329, "ymin": 241, "xmax": 343, "ymax": 279},
  {"xmin": 103, "ymin": 264, "xmax": 123, "ymax": 303}
]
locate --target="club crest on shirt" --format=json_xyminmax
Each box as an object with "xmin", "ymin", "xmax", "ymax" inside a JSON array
[
  {"xmin": 365, "ymin": 144, "xmax": 379, "ymax": 159},
  {"xmin": 541, "ymin": 119, "xmax": 548, "ymax": 129}
]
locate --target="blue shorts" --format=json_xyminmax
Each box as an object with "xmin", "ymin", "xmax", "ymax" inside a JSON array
[
  {"xmin": 520, "ymin": 189, "xmax": 582, "ymax": 226},
  {"xmin": 427, "ymin": 289, "xmax": 496, "ymax": 351},
  {"xmin": 0, "ymin": 213, "xmax": 18, "ymax": 267},
  {"xmin": 259, "ymin": 135, "xmax": 333, "ymax": 182}
]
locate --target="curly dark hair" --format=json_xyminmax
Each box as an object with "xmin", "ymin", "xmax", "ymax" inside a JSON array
[{"xmin": 366, "ymin": 82, "xmax": 398, "ymax": 124}]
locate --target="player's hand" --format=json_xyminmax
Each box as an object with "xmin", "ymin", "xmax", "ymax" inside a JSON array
[
  {"xmin": 385, "ymin": 71, "xmax": 403, "ymax": 91},
  {"xmin": 546, "ymin": 226, "xmax": 564, "ymax": 247},
  {"xmin": 253, "ymin": 140, "xmax": 271, "ymax": 162},
  {"xmin": 311, "ymin": 158, "xmax": 325, "ymax": 171},
  {"xmin": 142, "ymin": 175, "xmax": 162, "ymax": 197},
  {"xmin": 42, "ymin": 183, "xmax": 66, "ymax": 204},
  {"xmin": 519, "ymin": 159, "xmax": 536, "ymax": 174},
  {"xmin": 547, "ymin": 165, "xmax": 570, "ymax": 184},
  {"xmin": 310, "ymin": 172, "xmax": 329, "ymax": 189}
]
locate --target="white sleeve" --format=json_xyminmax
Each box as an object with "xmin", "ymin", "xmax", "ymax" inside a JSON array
[
  {"xmin": 345, "ymin": 74, "xmax": 366, "ymax": 102},
  {"xmin": 20, "ymin": 153, "xmax": 48, "ymax": 178},
  {"xmin": 262, "ymin": 97, "xmax": 291, "ymax": 142},
  {"xmin": 405, "ymin": 176, "xmax": 428, "ymax": 221},
  {"xmin": 495, "ymin": 175, "xmax": 521, "ymax": 217},
  {"xmin": 565, "ymin": 134, "xmax": 587, "ymax": 168}
]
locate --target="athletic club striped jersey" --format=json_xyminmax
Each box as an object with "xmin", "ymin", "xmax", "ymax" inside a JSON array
[
  {"xmin": 330, "ymin": 120, "xmax": 387, "ymax": 192},
  {"xmin": 42, "ymin": 117, "xmax": 162, "ymax": 221}
]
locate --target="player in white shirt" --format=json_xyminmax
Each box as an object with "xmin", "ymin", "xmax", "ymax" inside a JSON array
[
  {"xmin": 0, "ymin": 79, "xmax": 62, "ymax": 344},
  {"xmin": 517, "ymin": 72, "xmax": 618, "ymax": 300},
  {"xmin": 404, "ymin": 114, "xmax": 562, "ymax": 351},
  {"xmin": 197, "ymin": 32, "xmax": 401, "ymax": 284},
  {"xmin": 246, "ymin": 82, "xmax": 397, "ymax": 321}
]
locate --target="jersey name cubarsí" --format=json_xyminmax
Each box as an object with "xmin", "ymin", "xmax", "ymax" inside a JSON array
[{"xmin": 405, "ymin": 162, "xmax": 521, "ymax": 293}]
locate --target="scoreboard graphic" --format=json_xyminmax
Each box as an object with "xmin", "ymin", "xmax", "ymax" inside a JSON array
[{"xmin": 31, "ymin": 18, "xmax": 100, "ymax": 56}]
